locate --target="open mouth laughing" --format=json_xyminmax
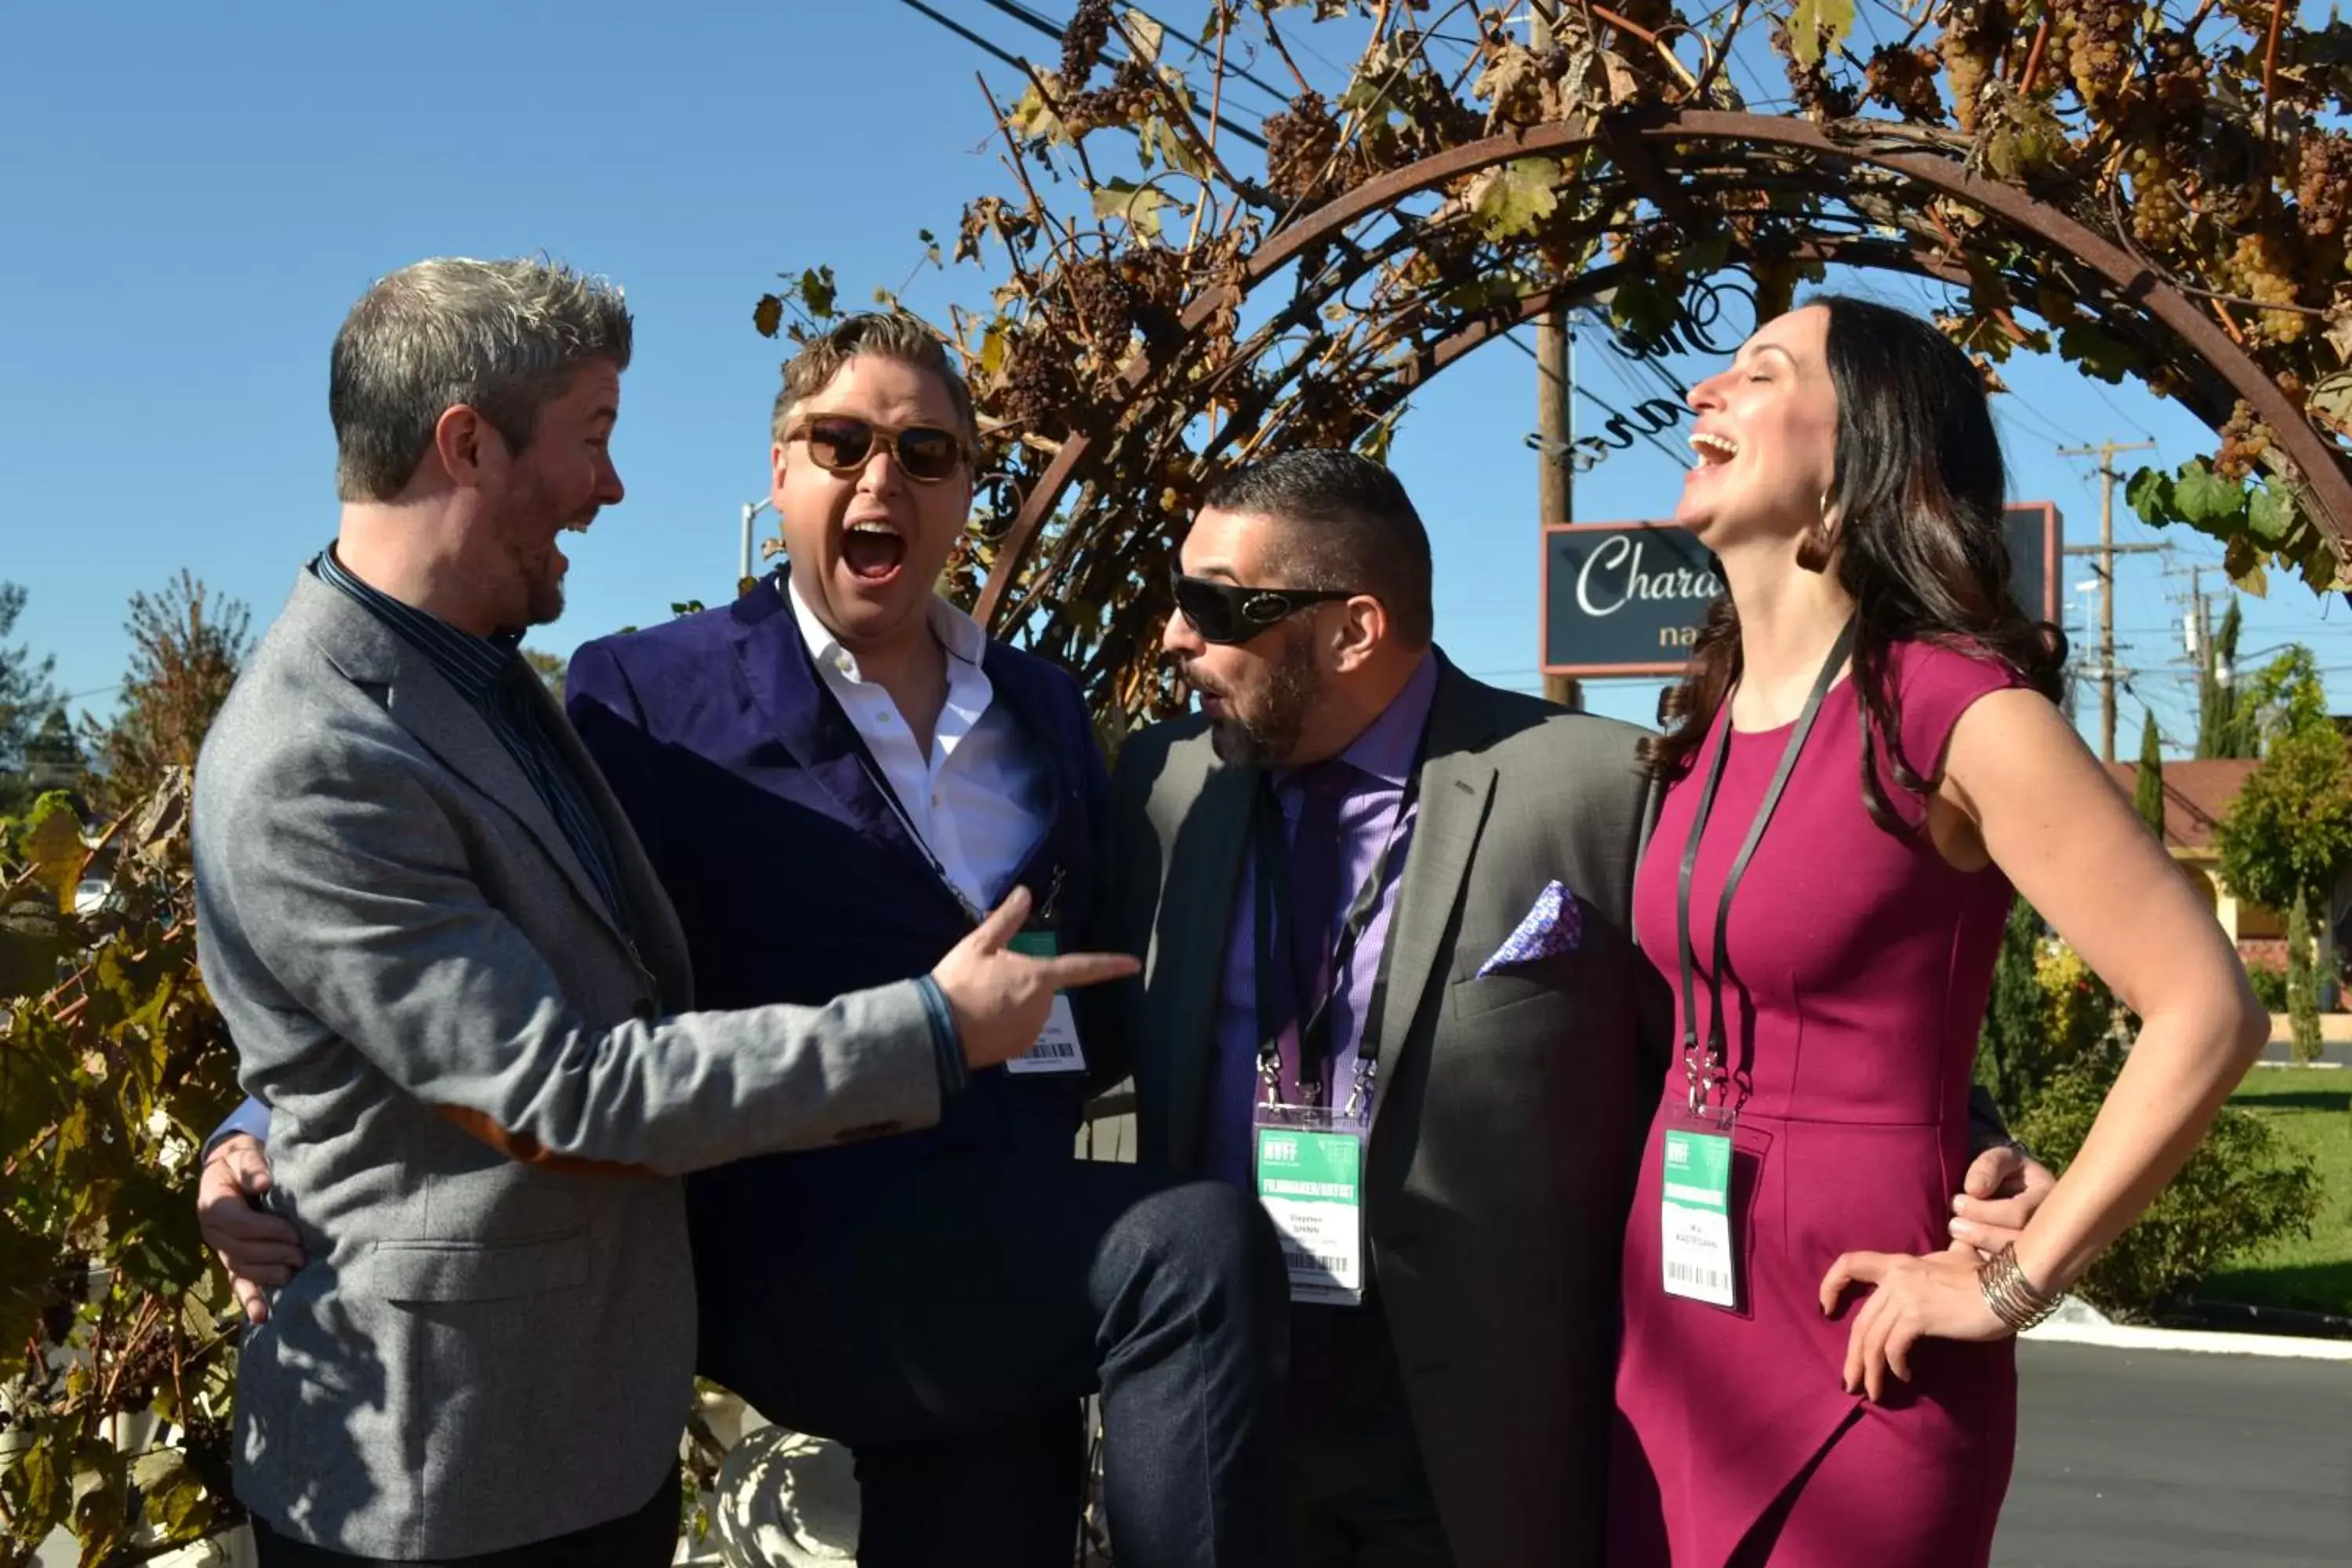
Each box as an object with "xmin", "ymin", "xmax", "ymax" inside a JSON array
[{"xmin": 841, "ymin": 517, "xmax": 908, "ymax": 585}]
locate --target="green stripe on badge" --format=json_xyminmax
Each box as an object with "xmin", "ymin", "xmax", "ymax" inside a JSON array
[
  {"xmin": 1256, "ymin": 1128, "xmax": 1360, "ymax": 1203},
  {"xmin": 1663, "ymin": 1128, "xmax": 1730, "ymax": 1214}
]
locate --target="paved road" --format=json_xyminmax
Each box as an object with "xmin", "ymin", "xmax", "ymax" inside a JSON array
[{"xmin": 1996, "ymin": 1340, "xmax": 2352, "ymax": 1567}]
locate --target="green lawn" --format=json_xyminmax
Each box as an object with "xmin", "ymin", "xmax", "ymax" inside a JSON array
[{"xmin": 2197, "ymin": 1066, "xmax": 2352, "ymax": 1320}]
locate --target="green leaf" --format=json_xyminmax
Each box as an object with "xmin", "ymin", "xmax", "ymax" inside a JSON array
[
  {"xmin": 1092, "ymin": 178, "xmax": 1173, "ymax": 240},
  {"xmin": 2, "ymin": 1425, "xmax": 67, "ymax": 1544},
  {"xmin": 2224, "ymin": 534, "xmax": 2271, "ymax": 597},
  {"xmin": 797, "ymin": 267, "xmax": 837, "ymax": 322},
  {"xmin": 2125, "ymin": 465, "xmax": 2175, "ymax": 527},
  {"xmin": 0, "ymin": 1210, "xmax": 65, "ymax": 1349},
  {"xmin": 752, "ymin": 296, "xmax": 783, "ymax": 339},
  {"xmin": 1788, "ymin": 0, "xmax": 1856, "ymax": 64},
  {"xmin": 2173, "ymin": 461, "xmax": 2249, "ymax": 536},
  {"xmin": 1466, "ymin": 158, "xmax": 1560, "ymax": 241},
  {"xmin": 130, "ymin": 1449, "xmax": 212, "ymax": 1541},
  {"xmin": 1143, "ymin": 115, "xmax": 1208, "ymax": 180},
  {"xmin": 2055, "ymin": 321, "xmax": 2144, "ymax": 385},
  {"xmin": 2247, "ymin": 484, "xmax": 2292, "ymax": 544},
  {"xmin": 1007, "ymin": 78, "xmax": 1068, "ymax": 143},
  {"xmin": 70, "ymin": 1437, "xmax": 127, "ymax": 1566},
  {"xmin": 1608, "ymin": 277, "xmax": 1680, "ymax": 343}
]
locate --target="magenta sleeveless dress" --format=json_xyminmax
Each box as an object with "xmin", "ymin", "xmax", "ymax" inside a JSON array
[{"xmin": 1607, "ymin": 641, "xmax": 2026, "ymax": 1568}]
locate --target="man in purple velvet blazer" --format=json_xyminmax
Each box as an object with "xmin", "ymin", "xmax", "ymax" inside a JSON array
[{"xmin": 202, "ymin": 312, "xmax": 1290, "ymax": 1568}]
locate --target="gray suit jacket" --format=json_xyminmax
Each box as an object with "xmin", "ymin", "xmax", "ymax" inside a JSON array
[
  {"xmin": 1091, "ymin": 657, "xmax": 1673, "ymax": 1568},
  {"xmin": 192, "ymin": 570, "xmax": 943, "ymax": 1558}
]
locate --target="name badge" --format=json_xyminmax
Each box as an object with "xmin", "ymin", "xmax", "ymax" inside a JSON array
[
  {"xmin": 1661, "ymin": 1127, "xmax": 1737, "ymax": 1308},
  {"xmin": 1254, "ymin": 1107, "xmax": 1365, "ymax": 1307},
  {"xmin": 1003, "ymin": 931, "xmax": 1087, "ymax": 1075}
]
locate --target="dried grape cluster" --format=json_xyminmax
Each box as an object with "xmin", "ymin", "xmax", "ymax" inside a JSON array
[
  {"xmin": 1065, "ymin": 59, "xmax": 1159, "ymax": 138},
  {"xmin": 1265, "ymin": 91, "xmax": 1342, "ymax": 204},
  {"xmin": 1864, "ymin": 46, "xmax": 1944, "ymax": 123},
  {"xmin": 1064, "ymin": 254, "xmax": 1137, "ymax": 349},
  {"xmin": 1775, "ymin": 22, "xmax": 1857, "ymax": 122},
  {"xmin": 2052, "ymin": 0, "xmax": 2135, "ymax": 116},
  {"xmin": 1119, "ymin": 246, "xmax": 1189, "ymax": 350},
  {"xmin": 1938, "ymin": 2, "xmax": 2007, "ymax": 136},
  {"xmin": 1061, "ymin": 0, "xmax": 1114, "ymax": 90},
  {"xmin": 2146, "ymin": 28, "xmax": 2203, "ymax": 120},
  {"xmin": 2214, "ymin": 401, "xmax": 2273, "ymax": 482},
  {"xmin": 2296, "ymin": 131, "xmax": 2352, "ymax": 240},
  {"xmin": 994, "ymin": 330, "xmax": 1076, "ymax": 437}
]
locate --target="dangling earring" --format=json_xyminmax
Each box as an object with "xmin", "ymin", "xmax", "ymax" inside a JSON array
[{"xmin": 1796, "ymin": 489, "xmax": 1838, "ymax": 574}]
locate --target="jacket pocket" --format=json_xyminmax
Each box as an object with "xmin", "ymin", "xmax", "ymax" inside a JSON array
[{"xmin": 358, "ymin": 1228, "xmax": 591, "ymax": 1303}]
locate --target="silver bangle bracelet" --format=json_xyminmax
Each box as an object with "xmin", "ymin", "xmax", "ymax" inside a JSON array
[{"xmin": 1977, "ymin": 1241, "xmax": 2063, "ymax": 1334}]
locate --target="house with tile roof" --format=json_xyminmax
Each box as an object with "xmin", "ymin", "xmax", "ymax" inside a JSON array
[{"xmin": 2101, "ymin": 757, "xmax": 2343, "ymax": 981}]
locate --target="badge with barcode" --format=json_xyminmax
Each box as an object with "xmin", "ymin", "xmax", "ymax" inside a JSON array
[
  {"xmin": 1661, "ymin": 1127, "xmax": 1737, "ymax": 1308},
  {"xmin": 1254, "ymin": 1112, "xmax": 1365, "ymax": 1307},
  {"xmin": 1003, "ymin": 932, "xmax": 1087, "ymax": 1075}
]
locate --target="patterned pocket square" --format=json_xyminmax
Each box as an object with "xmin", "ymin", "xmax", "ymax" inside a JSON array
[{"xmin": 1476, "ymin": 880, "xmax": 1584, "ymax": 977}]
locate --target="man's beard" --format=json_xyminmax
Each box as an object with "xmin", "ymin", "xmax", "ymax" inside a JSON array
[
  {"xmin": 1200, "ymin": 625, "xmax": 1321, "ymax": 768},
  {"xmin": 522, "ymin": 561, "xmax": 566, "ymax": 627},
  {"xmin": 499, "ymin": 481, "xmax": 572, "ymax": 628}
]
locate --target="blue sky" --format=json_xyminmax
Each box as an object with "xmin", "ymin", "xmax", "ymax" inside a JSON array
[{"xmin": 5, "ymin": 0, "xmax": 2349, "ymax": 753}]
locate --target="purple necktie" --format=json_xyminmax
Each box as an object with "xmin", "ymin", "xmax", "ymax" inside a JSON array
[
  {"xmin": 1279, "ymin": 759, "xmax": 1357, "ymax": 1103},
  {"xmin": 1276, "ymin": 758, "xmax": 1359, "ymax": 1423}
]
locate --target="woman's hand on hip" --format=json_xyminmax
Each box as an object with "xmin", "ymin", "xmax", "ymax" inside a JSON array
[{"xmin": 1818, "ymin": 1249, "xmax": 2007, "ymax": 1402}]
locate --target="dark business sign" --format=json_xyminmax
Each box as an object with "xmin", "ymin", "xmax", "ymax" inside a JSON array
[{"xmin": 1540, "ymin": 503, "xmax": 2064, "ymax": 677}]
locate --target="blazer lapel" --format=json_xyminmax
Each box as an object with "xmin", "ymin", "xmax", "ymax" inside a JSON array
[
  {"xmin": 293, "ymin": 572, "xmax": 630, "ymax": 953},
  {"xmin": 514, "ymin": 671, "xmax": 693, "ymax": 1000},
  {"xmin": 1371, "ymin": 660, "xmax": 1497, "ymax": 1129},
  {"xmin": 980, "ymin": 646, "xmax": 1090, "ymax": 889},
  {"xmin": 1156, "ymin": 757, "xmax": 1255, "ymax": 1168},
  {"xmin": 730, "ymin": 579, "xmax": 963, "ymax": 917}
]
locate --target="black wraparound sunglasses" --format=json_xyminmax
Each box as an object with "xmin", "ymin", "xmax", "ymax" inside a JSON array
[{"xmin": 1170, "ymin": 572, "xmax": 1357, "ymax": 645}]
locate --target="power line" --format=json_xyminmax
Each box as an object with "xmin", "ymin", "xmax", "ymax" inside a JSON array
[
  {"xmin": 949, "ymin": 0, "xmax": 1273, "ymax": 148},
  {"xmin": 896, "ymin": 0, "xmax": 1035, "ymax": 74},
  {"xmin": 1120, "ymin": 3, "xmax": 1293, "ymax": 109}
]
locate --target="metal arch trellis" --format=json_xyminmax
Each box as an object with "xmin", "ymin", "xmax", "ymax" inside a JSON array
[
  {"xmin": 975, "ymin": 108, "xmax": 2352, "ymax": 633},
  {"xmin": 764, "ymin": 3, "xmax": 2352, "ymax": 731}
]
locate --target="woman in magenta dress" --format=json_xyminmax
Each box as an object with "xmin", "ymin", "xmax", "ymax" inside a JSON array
[{"xmin": 1606, "ymin": 298, "xmax": 2269, "ymax": 1568}]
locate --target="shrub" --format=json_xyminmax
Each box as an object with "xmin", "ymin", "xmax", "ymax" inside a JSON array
[
  {"xmin": 2246, "ymin": 963, "xmax": 2291, "ymax": 1012},
  {"xmin": 2287, "ymin": 891, "xmax": 2324, "ymax": 1064},
  {"xmin": 2016, "ymin": 1044, "xmax": 2322, "ymax": 1321},
  {"xmin": 1, "ymin": 775, "xmax": 248, "ymax": 1559}
]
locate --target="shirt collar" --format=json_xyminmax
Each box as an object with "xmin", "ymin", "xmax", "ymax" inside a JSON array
[
  {"xmin": 783, "ymin": 573, "xmax": 987, "ymax": 681},
  {"xmin": 312, "ymin": 546, "xmax": 522, "ymax": 706},
  {"xmin": 1278, "ymin": 650, "xmax": 1439, "ymax": 793}
]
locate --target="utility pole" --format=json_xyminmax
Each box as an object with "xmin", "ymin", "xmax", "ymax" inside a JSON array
[
  {"xmin": 741, "ymin": 497, "xmax": 774, "ymax": 588},
  {"xmin": 2059, "ymin": 438, "xmax": 2160, "ymax": 761},
  {"xmin": 1531, "ymin": 0, "xmax": 1581, "ymax": 712}
]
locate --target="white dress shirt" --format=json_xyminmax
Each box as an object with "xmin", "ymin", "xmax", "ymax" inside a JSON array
[{"xmin": 786, "ymin": 578, "xmax": 1051, "ymax": 916}]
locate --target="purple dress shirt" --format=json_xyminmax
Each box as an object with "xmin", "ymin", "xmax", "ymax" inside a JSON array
[{"xmin": 1201, "ymin": 653, "xmax": 1439, "ymax": 1187}]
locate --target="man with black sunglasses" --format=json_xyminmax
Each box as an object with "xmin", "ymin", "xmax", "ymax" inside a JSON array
[{"xmin": 1086, "ymin": 450, "xmax": 2052, "ymax": 1568}]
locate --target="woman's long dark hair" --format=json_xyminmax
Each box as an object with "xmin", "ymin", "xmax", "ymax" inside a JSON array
[{"xmin": 1641, "ymin": 296, "xmax": 2067, "ymax": 834}]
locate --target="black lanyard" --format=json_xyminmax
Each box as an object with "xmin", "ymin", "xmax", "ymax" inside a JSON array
[
  {"xmin": 1675, "ymin": 617, "xmax": 1857, "ymax": 1124},
  {"xmin": 1253, "ymin": 766, "xmax": 1421, "ymax": 1116}
]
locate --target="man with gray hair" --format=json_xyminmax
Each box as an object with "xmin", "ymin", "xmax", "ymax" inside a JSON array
[{"xmin": 191, "ymin": 257, "xmax": 1132, "ymax": 1565}]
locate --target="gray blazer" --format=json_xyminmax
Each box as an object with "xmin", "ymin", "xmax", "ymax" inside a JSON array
[
  {"xmin": 193, "ymin": 570, "xmax": 942, "ymax": 1558},
  {"xmin": 1091, "ymin": 657, "xmax": 1673, "ymax": 1568}
]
